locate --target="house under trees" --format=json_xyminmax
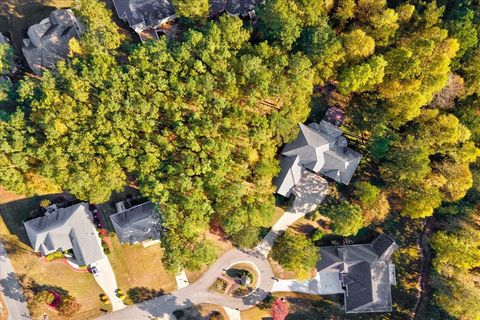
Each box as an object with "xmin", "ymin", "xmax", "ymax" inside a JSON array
[
  {"xmin": 23, "ymin": 202, "xmax": 104, "ymax": 266},
  {"xmin": 22, "ymin": 9, "xmax": 82, "ymax": 75}
]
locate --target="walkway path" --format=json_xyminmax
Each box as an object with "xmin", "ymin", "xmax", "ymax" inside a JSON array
[
  {"xmin": 175, "ymin": 270, "xmax": 189, "ymax": 290},
  {"xmin": 256, "ymin": 173, "xmax": 328, "ymax": 256},
  {"xmin": 223, "ymin": 306, "xmax": 241, "ymax": 320},
  {"xmin": 97, "ymin": 174, "xmax": 328, "ymax": 320},
  {"xmin": 0, "ymin": 240, "xmax": 30, "ymax": 320}
]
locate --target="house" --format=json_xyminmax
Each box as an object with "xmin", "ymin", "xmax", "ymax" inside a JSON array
[
  {"xmin": 110, "ymin": 200, "xmax": 161, "ymax": 245},
  {"xmin": 209, "ymin": 0, "xmax": 264, "ymax": 17},
  {"xmin": 23, "ymin": 202, "xmax": 104, "ymax": 266},
  {"xmin": 317, "ymin": 234, "xmax": 398, "ymax": 313},
  {"xmin": 22, "ymin": 9, "xmax": 82, "ymax": 75},
  {"xmin": 112, "ymin": 0, "xmax": 263, "ymax": 40},
  {"xmin": 275, "ymin": 120, "xmax": 362, "ymax": 197},
  {"xmin": 112, "ymin": 0, "xmax": 176, "ymax": 40}
]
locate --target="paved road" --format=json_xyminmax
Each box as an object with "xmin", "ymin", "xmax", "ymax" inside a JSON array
[
  {"xmin": 0, "ymin": 240, "xmax": 30, "ymax": 320},
  {"xmin": 97, "ymin": 174, "xmax": 328, "ymax": 319},
  {"xmin": 97, "ymin": 249, "xmax": 275, "ymax": 319}
]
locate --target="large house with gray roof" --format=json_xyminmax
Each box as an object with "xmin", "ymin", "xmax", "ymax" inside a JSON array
[
  {"xmin": 275, "ymin": 120, "xmax": 362, "ymax": 197},
  {"xmin": 112, "ymin": 0, "xmax": 176, "ymax": 39},
  {"xmin": 112, "ymin": 0, "xmax": 263, "ymax": 40},
  {"xmin": 317, "ymin": 234, "xmax": 398, "ymax": 313},
  {"xmin": 23, "ymin": 202, "xmax": 104, "ymax": 266},
  {"xmin": 111, "ymin": 201, "xmax": 161, "ymax": 245},
  {"xmin": 22, "ymin": 9, "xmax": 82, "ymax": 75}
]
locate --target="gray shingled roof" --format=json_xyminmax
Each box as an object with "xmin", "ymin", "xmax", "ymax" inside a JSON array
[
  {"xmin": 112, "ymin": 0, "xmax": 262, "ymax": 35},
  {"xmin": 274, "ymin": 155, "xmax": 303, "ymax": 197},
  {"xmin": 276, "ymin": 120, "xmax": 362, "ymax": 197},
  {"xmin": 110, "ymin": 201, "xmax": 161, "ymax": 244},
  {"xmin": 317, "ymin": 234, "xmax": 398, "ymax": 313},
  {"xmin": 23, "ymin": 203, "xmax": 104, "ymax": 266},
  {"xmin": 112, "ymin": 0, "xmax": 175, "ymax": 32},
  {"xmin": 21, "ymin": 9, "xmax": 81, "ymax": 75}
]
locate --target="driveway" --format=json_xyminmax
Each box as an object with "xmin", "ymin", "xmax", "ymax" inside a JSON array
[
  {"xmin": 93, "ymin": 257, "xmax": 126, "ymax": 311},
  {"xmin": 0, "ymin": 240, "xmax": 30, "ymax": 320},
  {"xmin": 96, "ymin": 174, "xmax": 329, "ymax": 319},
  {"xmin": 96, "ymin": 248, "xmax": 275, "ymax": 319},
  {"xmin": 255, "ymin": 174, "xmax": 328, "ymax": 256},
  {"xmin": 271, "ymin": 272, "xmax": 343, "ymax": 295}
]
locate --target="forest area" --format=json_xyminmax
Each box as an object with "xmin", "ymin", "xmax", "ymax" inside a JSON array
[{"xmin": 0, "ymin": 0, "xmax": 479, "ymax": 319}]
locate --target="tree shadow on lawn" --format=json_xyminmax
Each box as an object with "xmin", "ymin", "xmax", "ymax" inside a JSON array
[
  {"xmin": 0, "ymin": 272, "xmax": 27, "ymax": 303},
  {"xmin": 0, "ymin": 194, "xmax": 59, "ymax": 246}
]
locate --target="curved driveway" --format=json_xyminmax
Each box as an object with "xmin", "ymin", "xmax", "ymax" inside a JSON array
[
  {"xmin": 97, "ymin": 248, "xmax": 275, "ymax": 319},
  {"xmin": 97, "ymin": 175, "xmax": 328, "ymax": 320}
]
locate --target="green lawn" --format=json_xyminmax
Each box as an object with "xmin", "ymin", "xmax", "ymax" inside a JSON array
[
  {"xmin": 107, "ymin": 234, "xmax": 177, "ymax": 298},
  {"xmin": 96, "ymin": 187, "xmax": 177, "ymax": 298}
]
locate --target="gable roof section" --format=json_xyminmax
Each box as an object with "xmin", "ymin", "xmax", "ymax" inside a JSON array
[
  {"xmin": 317, "ymin": 234, "xmax": 398, "ymax": 313},
  {"xmin": 23, "ymin": 203, "xmax": 103, "ymax": 265},
  {"xmin": 22, "ymin": 9, "xmax": 81, "ymax": 75},
  {"xmin": 274, "ymin": 155, "xmax": 303, "ymax": 197},
  {"xmin": 112, "ymin": 0, "xmax": 175, "ymax": 31},
  {"xmin": 275, "ymin": 120, "xmax": 362, "ymax": 196},
  {"xmin": 110, "ymin": 201, "xmax": 161, "ymax": 244}
]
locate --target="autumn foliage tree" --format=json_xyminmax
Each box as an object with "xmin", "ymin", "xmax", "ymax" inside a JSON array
[{"xmin": 271, "ymin": 298, "xmax": 288, "ymax": 320}]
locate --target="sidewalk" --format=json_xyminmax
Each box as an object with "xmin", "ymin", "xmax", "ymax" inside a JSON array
[{"xmin": 0, "ymin": 240, "xmax": 30, "ymax": 320}]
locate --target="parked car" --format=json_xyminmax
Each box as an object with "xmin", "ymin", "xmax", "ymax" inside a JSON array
[{"xmin": 90, "ymin": 264, "xmax": 100, "ymax": 277}]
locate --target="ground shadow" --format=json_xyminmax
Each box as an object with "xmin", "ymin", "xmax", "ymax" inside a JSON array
[
  {"xmin": 0, "ymin": 272, "xmax": 26, "ymax": 302},
  {"xmin": 127, "ymin": 287, "xmax": 165, "ymax": 304},
  {"xmin": 137, "ymin": 294, "xmax": 196, "ymax": 319},
  {"xmin": 0, "ymin": 193, "xmax": 60, "ymax": 245}
]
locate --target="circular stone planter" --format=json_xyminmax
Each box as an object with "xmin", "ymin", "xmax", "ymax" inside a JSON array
[{"xmin": 224, "ymin": 261, "xmax": 261, "ymax": 298}]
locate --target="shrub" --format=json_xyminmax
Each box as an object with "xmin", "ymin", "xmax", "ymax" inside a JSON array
[
  {"xmin": 57, "ymin": 295, "xmax": 80, "ymax": 317},
  {"xmin": 231, "ymin": 226, "xmax": 261, "ymax": 249},
  {"xmin": 46, "ymin": 251, "xmax": 64, "ymax": 261},
  {"xmin": 127, "ymin": 287, "xmax": 164, "ymax": 303},
  {"xmin": 103, "ymin": 247, "xmax": 110, "ymax": 255},
  {"xmin": 36, "ymin": 290, "xmax": 55, "ymax": 305},
  {"xmin": 210, "ymin": 311, "xmax": 225, "ymax": 320},
  {"xmin": 247, "ymin": 272, "xmax": 254, "ymax": 284},
  {"xmin": 311, "ymin": 229, "xmax": 325, "ymax": 241},
  {"xmin": 39, "ymin": 199, "xmax": 51, "ymax": 208}
]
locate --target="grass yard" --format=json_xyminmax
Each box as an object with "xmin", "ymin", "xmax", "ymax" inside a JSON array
[
  {"xmin": 107, "ymin": 234, "xmax": 177, "ymax": 298},
  {"xmin": 0, "ymin": 215, "xmax": 105, "ymax": 320}
]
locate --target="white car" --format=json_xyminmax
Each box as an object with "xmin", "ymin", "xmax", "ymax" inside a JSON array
[{"xmin": 90, "ymin": 264, "xmax": 100, "ymax": 277}]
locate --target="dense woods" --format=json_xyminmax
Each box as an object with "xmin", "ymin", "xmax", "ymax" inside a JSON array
[{"xmin": 0, "ymin": 0, "xmax": 479, "ymax": 318}]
